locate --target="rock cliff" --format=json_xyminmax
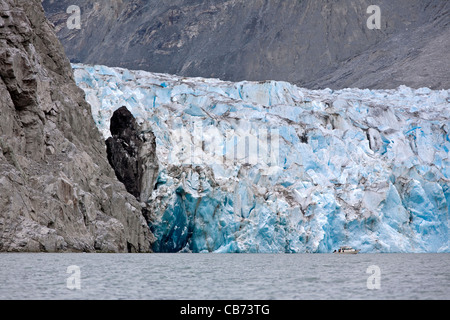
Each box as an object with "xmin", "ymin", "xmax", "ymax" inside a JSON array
[
  {"xmin": 106, "ymin": 106, "xmax": 158, "ymax": 203},
  {"xmin": 0, "ymin": 0, "xmax": 153, "ymax": 252}
]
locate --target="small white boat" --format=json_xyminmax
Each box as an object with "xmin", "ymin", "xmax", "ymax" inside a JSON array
[{"xmin": 333, "ymin": 246, "xmax": 360, "ymax": 254}]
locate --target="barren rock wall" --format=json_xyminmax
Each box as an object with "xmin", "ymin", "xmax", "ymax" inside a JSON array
[{"xmin": 0, "ymin": 0, "xmax": 153, "ymax": 252}]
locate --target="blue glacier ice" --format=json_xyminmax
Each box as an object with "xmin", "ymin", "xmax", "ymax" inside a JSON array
[{"xmin": 73, "ymin": 63, "xmax": 450, "ymax": 253}]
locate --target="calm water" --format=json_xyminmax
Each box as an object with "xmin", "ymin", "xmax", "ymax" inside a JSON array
[{"xmin": 0, "ymin": 253, "xmax": 448, "ymax": 300}]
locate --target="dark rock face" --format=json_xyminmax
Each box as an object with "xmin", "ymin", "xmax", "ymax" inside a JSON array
[
  {"xmin": 0, "ymin": 0, "xmax": 153, "ymax": 252},
  {"xmin": 106, "ymin": 106, "xmax": 143, "ymax": 200},
  {"xmin": 42, "ymin": 0, "xmax": 449, "ymax": 89},
  {"xmin": 106, "ymin": 106, "xmax": 159, "ymax": 205},
  {"xmin": 109, "ymin": 106, "xmax": 139, "ymax": 138}
]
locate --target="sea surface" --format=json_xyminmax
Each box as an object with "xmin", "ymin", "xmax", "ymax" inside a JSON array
[{"xmin": 0, "ymin": 253, "xmax": 448, "ymax": 300}]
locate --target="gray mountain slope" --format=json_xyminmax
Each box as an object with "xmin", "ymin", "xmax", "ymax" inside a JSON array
[{"xmin": 42, "ymin": 0, "xmax": 449, "ymax": 89}]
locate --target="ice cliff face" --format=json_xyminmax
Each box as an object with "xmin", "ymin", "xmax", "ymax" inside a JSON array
[{"xmin": 73, "ymin": 64, "xmax": 450, "ymax": 253}]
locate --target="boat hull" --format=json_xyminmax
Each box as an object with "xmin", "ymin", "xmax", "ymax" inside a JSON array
[
  {"xmin": 334, "ymin": 250, "xmax": 360, "ymax": 254},
  {"xmin": 333, "ymin": 247, "xmax": 360, "ymax": 254}
]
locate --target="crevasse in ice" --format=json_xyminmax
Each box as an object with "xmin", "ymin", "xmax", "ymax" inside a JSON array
[{"xmin": 73, "ymin": 64, "xmax": 450, "ymax": 253}]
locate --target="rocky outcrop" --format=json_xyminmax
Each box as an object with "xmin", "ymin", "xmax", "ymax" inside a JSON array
[
  {"xmin": 0, "ymin": 0, "xmax": 154, "ymax": 252},
  {"xmin": 43, "ymin": 0, "xmax": 449, "ymax": 90},
  {"xmin": 106, "ymin": 107, "xmax": 143, "ymax": 200},
  {"xmin": 106, "ymin": 106, "xmax": 159, "ymax": 203}
]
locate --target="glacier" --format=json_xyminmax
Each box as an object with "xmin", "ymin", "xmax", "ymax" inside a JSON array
[{"xmin": 72, "ymin": 63, "xmax": 450, "ymax": 253}]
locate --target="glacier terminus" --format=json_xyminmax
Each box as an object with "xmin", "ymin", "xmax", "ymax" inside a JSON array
[{"xmin": 73, "ymin": 64, "xmax": 449, "ymax": 253}]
